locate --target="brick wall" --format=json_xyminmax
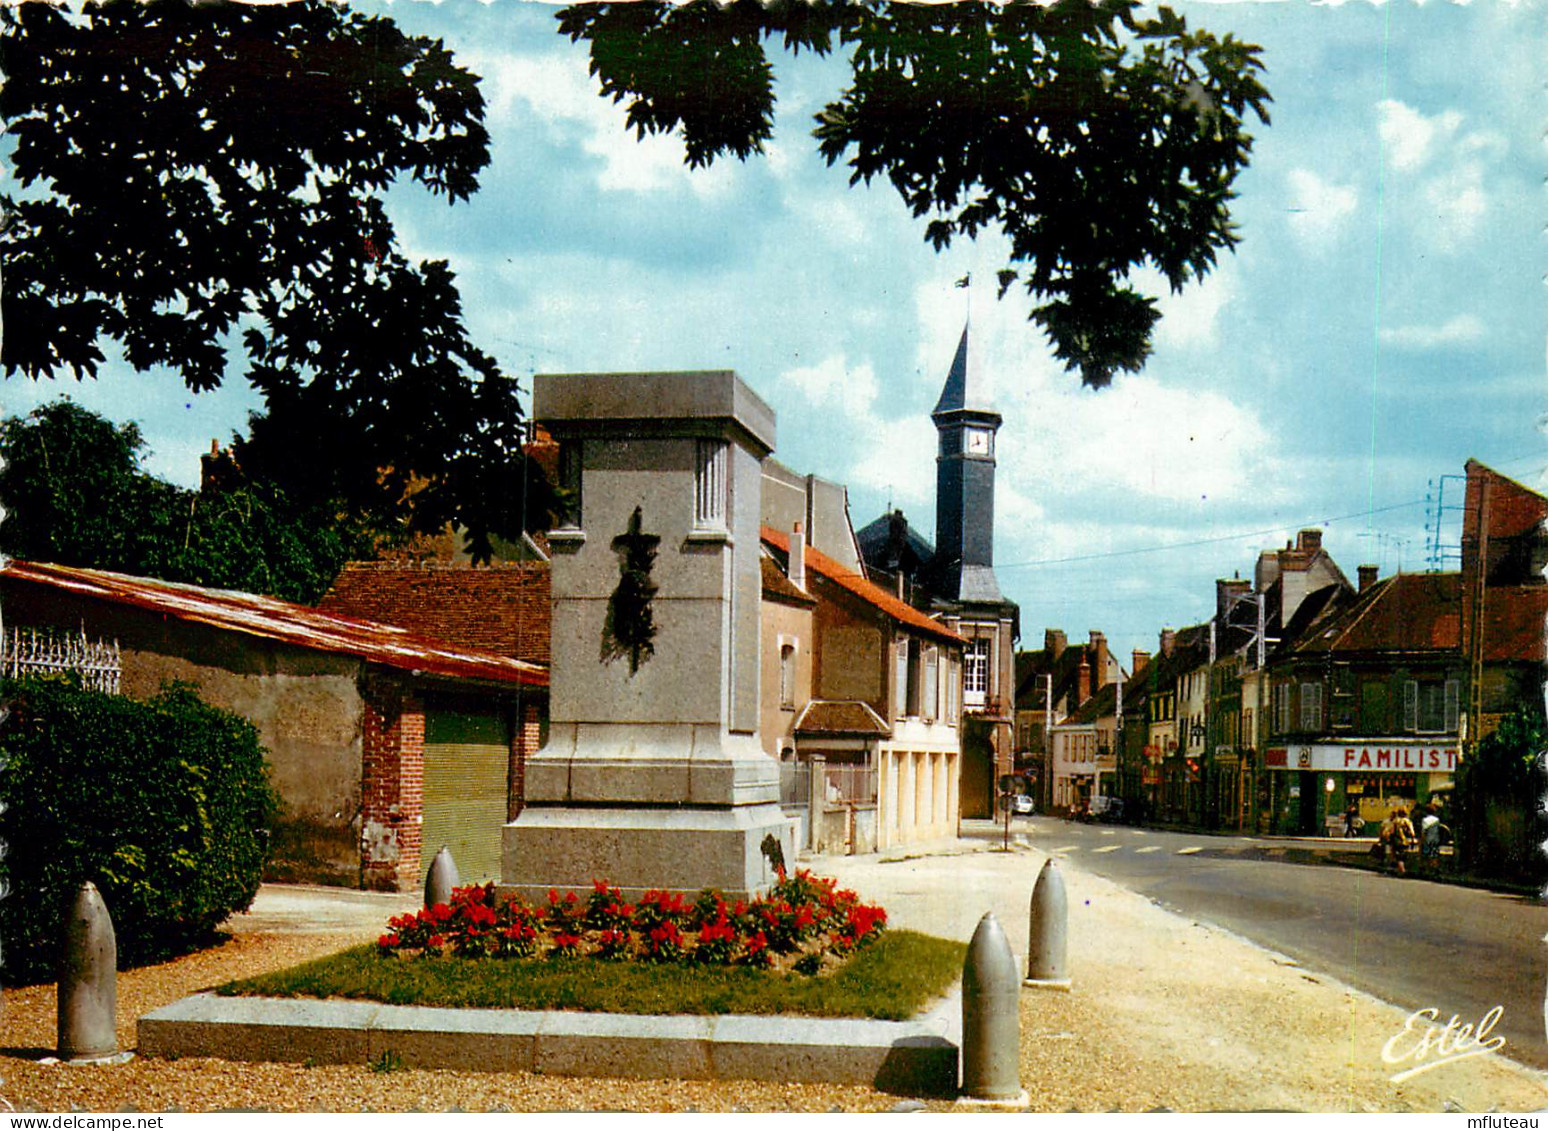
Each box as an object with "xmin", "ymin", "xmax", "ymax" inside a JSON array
[
  {"xmin": 360, "ymin": 680, "xmax": 426, "ymax": 892},
  {"xmin": 508, "ymin": 697, "xmax": 542, "ymax": 822}
]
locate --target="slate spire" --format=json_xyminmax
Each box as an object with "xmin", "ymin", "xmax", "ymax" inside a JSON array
[{"xmin": 932, "ymin": 323, "xmax": 994, "ymax": 417}]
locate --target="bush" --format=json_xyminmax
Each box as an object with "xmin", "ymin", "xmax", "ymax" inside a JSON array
[{"xmin": 0, "ymin": 676, "xmax": 278, "ymax": 983}]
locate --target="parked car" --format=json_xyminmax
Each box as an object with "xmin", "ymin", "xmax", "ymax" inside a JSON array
[
  {"xmin": 1011, "ymin": 793, "xmax": 1036, "ymax": 816},
  {"xmin": 1088, "ymin": 797, "xmax": 1125, "ymax": 823}
]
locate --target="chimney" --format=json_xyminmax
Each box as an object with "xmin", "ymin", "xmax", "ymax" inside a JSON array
[
  {"xmin": 1045, "ymin": 629, "xmax": 1067, "ymax": 659},
  {"xmin": 1297, "ymin": 529, "xmax": 1322, "ymax": 553},
  {"xmin": 1358, "ymin": 563, "xmax": 1378, "ymax": 594},
  {"xmin": 1159, "ymin": 628, "xmax": 1176, "ymax": 657},
  {"xmin": 1089, "ymin": 631, "xmax": 1110, "ymax": 688},
  {"xmin": 1077, "ymin": 656, "xmax": 1092, "ymax": 705},
  {"xmin": 789, "ymin": 521, "xmax": 806, "ymax": 591},
  {"xmin": 1132, "ymin": 649, "xmax": 1150, "ymax": 675},
  {"xmin": 1216, "ymin": 577, "xmax": 1251, "ymax": 623}
]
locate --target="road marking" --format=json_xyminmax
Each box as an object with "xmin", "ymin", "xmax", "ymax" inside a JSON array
[
  {"xmin": 1130, "ymin": 830, "xmax": 1146, "ymax": 837},
  {"xmin": 1176, "ymin": 846, "xmax": 1203, "ymax": 855},
  {"xmin": 1134, "ymin": 846, "xmax": 1160, "ymax": 854},
  {"xmin": 1092, "ymin": 845, "xmax": 1121, "ymax": 854},
  {"xmin": 1100, "ymin": 830, "xmax": 1116, "ymax": 837},
  {"xmin": 1052, "ymin": 845, "xmax": 1079, "ymax": 853}
]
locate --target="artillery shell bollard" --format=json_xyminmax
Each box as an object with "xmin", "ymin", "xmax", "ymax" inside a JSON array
[
  {"xmin": 425, "ymin": 846, "xmax": 459, "ymax": 909},
  {"xmin": 57, "ymin": 882, "xmax": 120, "ymax": 1063},
  {"xmin": 957, "ymin": 912, "xmax": 1029, "ymax": 1108},
  {"xmin": 1025, "ymin": 857, "xmax": 1071, "ymax": 990}
]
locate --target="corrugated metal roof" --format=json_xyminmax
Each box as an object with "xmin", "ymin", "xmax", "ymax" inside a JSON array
[
  {"xmin": 2, "ymin": 560, "xmax": 547, "ymax": 689},
  {"xmin": 762, "ymin": 526, "xmax": 964, "ymax": 646}
]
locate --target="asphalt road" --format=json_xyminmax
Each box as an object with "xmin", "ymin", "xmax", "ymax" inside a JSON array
[{"xmin": 978, "ymin": 816, "xmax": 1548, "ymax": 1070}]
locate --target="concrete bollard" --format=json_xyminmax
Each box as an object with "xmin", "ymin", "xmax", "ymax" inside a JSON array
[
  {"xmin": 959, "ymin": 911, "xmax": 1026, "ymax": 1105},
  {"xmin": 58, "ymin": 881, "xmax": 117, "ymax": 1061},
  {"xmin": 424, "ymin": 846, "xmax": 459, "ymax": 909},
  {"xmin": 1024, "ymin": 856, "xmax": 1071, "ymax": 990}
]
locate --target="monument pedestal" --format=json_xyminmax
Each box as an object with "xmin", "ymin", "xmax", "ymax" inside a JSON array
[
  {"xmin": 502, "ymin": 727, "xmax": 794, "ymax": 901},
  {"xmin": 501, "ymin": 370, "xmax": 795, "ymax": 902}
]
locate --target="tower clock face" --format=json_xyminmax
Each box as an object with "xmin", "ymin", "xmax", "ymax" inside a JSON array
[{"xmin": 965, "ymin": 427, "xmax": 993, "ymax": 456}]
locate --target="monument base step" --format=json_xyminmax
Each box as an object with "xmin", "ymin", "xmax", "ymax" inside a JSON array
[{"xmin": 137, "ymin": 993, "xmax": 960, "ymax": 1097}]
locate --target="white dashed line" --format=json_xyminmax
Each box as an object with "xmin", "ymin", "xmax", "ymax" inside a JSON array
[
  {"xmin": 1134, "ymin": 846, "xmax": 1160, "ymax": 854},
  {"xmin": 1176, "ymin": 846, "xmax": 1203, "ymax": 855},
  {"xmin": 1052, "ymin": 846, "xmax": 1079, "ymax": 853},
  {"xmin": 1100, "ymin": 830, "xmax": 1116, "ymax": 837},
  {"xmin": 1130, "ymin": 830, "xmax": 1147, "ymax": 837},
  {"xmin": 1092, "ymin": 845, "xmax": 1121, "ymax": 854}
]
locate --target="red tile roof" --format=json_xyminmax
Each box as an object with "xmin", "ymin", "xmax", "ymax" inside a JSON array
[
  {"xmin": 2, "ymin": 560, "xmax": 546, "ymax": 688},
  {"xmin": 1296, "ymin": 573, "xmax": 1462, "ymax": 655},
  {"xmin": 761, "ymin": 526, "xmax": 963, "ymax": 645},
  {"xmin": 319, "ymin": 561, "xmax": 550, "ymax": 665},
  {"xmin": 1478, "ymin": 585, "xmax": 1548, "ymax": 663}
]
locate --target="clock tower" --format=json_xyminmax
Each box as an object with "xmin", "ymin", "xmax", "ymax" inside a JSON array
[{"xmin": 931, "ymin": 324, "xmax": 1004, "ymax": 603}]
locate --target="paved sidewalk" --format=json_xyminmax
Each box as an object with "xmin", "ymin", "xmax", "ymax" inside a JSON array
[{"xmin": 822, "ymin": 838, "xmax": 1548, "ymax": 1112}]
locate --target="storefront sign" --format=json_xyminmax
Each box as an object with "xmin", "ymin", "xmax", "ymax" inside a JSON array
[{"xmin": 1264, "ymin": 743, "xmax": 1458, "ymax": 773}]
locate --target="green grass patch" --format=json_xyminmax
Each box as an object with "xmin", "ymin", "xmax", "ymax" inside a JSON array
[{"xmin": 218, "ymin": 929, "xmax": 964, "ymax": 1020}]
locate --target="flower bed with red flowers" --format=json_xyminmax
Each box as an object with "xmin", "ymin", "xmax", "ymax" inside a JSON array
[{"xmin": 377, "ymin": 869, "xmax": 887, "ymax": 975}]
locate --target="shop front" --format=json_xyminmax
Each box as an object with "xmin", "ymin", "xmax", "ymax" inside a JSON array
[{"xmin": 1264, "ymin": 740, "xmax": 1458, "ymax": 836}]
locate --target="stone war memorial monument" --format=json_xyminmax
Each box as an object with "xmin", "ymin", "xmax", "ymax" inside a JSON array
[{"xmin": 502, "ymin": 371, "xmax": 795, "ymax": 901}]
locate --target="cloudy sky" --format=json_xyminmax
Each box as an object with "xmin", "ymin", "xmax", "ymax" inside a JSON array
[{"xmin": 5, "ymin": 0, "xmax": 1543, "ymax": 664}]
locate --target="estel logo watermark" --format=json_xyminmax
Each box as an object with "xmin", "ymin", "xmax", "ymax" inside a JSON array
[{"xmin": 1381, "ymin": 1005, "xmax": 1506, "ymax": 1083}]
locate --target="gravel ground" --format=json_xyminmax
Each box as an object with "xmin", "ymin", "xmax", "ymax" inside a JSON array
[{"xmin": 3, "ymin": 851, "xmax": 1546, "ymax": 1113}]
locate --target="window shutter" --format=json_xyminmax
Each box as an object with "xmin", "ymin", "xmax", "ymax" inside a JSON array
[
  {"xmin": 895, "ymin": 642, "xmax": 908, "ymax": 719},
  {"xmin": 1444, "ymin": 679, "xmax": 1461, "ymax": 732},
  {"xmin": 1403, "ymin": 681, "xmax": 1418, "ymax": 732}
]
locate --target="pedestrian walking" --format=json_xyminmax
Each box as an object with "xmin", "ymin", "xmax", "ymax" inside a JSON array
[
  {"xmin": 1344, "ymin": 803, "xmax": 1364, "ymax": 838},
  {"xmin": 1419, "ymin": 800, "xmax": 1446, "ymax": 875},
  {"xmin": 1389, "ymin": 807, "xmax": 1418, "ymax": 876}
]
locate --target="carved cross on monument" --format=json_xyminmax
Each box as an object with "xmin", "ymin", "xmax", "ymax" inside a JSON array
[{"xmin": 606, "ymin": 505, "xmax": 660, "ymax": 674}]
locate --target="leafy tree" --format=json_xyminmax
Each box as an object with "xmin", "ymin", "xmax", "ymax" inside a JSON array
[
  {"xmin": 0, "ymin": 0, "xmax": 553, "ymax": 559},
  {"xmin": 1453, "ymin": 705, "xmax": 1547, "ymax": 880},
  {"xmin": 0, "ymin": 400, "xmax": 374, "ymax": 603},
  {"xmin": 558, "ymin": 0, "xmax": 1272, "ymax": 388}
]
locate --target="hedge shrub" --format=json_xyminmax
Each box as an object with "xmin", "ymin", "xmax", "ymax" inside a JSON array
[{"xmin": 0, "ymin": 676, "xmax": 278, "ymax": 984}]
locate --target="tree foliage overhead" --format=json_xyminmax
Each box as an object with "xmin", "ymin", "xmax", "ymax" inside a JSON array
[
  {"xmin": 558, "ymin": 0, "xmax": 1272, "ymax": 389},
  {"xmin": 0, "ymin": 0, "xmax": 549, "ymax": 559},
  {"xmin": 0, "ymin": 400, "xmax": 374, "ymax": 604}
]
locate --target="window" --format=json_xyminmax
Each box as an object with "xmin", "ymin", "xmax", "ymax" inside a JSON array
[
  {"xmin": 693, "ymin": 439, "xmax": 728, "ymax": 531},
  {"xmin": 1273, "ymin": 683, "xmax": 1291, "ymax": 734},
  {"xmin": 906, "ymin": 637, "xmax": 922, "ymax": 717},
  {"xmin": 1405, "ymin": 679, "xmax": 1461, "ymax": 733},
  {"xmin": 1299, "ymin": 682, "xmax": 1323, "ymax": 731},
  {"xmin": 964, "ymin": 638, "xmax": 990, "ymax": 707},
  {"xmin": 894, "ymin": 642, "xmax": 909, "ymax": 719},
  {"xmin": 779, "ymin": 642, "xmax": 796, "ymax": 710},
  {"xmin": 947, "ymin": 657, "xmax": 960, "ymax": 723},
  {"xmin": 923, "ymin": 646, "xmax": 939, "ymax": 721}
]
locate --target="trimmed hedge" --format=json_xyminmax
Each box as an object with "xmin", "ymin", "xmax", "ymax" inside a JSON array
[{"xmin": 0, "ymin": 676, "xmax": 278, "ymax": 984}]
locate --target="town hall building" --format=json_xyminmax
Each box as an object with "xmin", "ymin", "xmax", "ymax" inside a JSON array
[{"xmin": 856, "ymin": 327, "xmax": 1021, "ymax": 817}]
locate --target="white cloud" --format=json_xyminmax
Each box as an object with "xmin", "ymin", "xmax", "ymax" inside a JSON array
[
  {"xmin": 1377, "ymin": 99, "xmax": 1461, "ymax": 171},
  {"xmin": 1153, "ymin": 265, "xmax": 1237, "ymax": 351},
  {"xmin": 1376, "ymin": 100, "xmax": 1503, "ymax": 252},
  {"xmin": 1379, "ymin": 313, "xmax": 1487, "ymax": 350},
  {"xmin": 781, "ymin": 355, "xmax": 881, "ymax": 419},
  {"xmin": 1285, "ymin": 168, "xmax": 1358, "ymax": 251},
  {"xmin": 465, "ymin": 50, "xmax": 736, "ymax": 200}
]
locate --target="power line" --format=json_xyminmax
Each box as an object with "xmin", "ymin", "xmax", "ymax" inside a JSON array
[{"xmin": 997, "ymin": 498, "xmax": 1426, "ymax": 571}]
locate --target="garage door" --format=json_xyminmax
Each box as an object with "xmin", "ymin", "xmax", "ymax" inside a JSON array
[{"xmin": 422, "ymin": 707, "xmax": 509, "ymax": 885}]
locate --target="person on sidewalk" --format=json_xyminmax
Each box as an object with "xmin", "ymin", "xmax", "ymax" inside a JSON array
[
  {"xmin": 1389, "ymin": 807, "xmax": 1418, "ymax": 876},
  {"xmin": 1419, "ymin": 801, "xmax": 1446, "ymax": 875},
  {"xmin": 1344, "ymin": 803, "xmax": 1364, "ymax": 838}
]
